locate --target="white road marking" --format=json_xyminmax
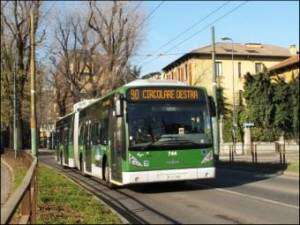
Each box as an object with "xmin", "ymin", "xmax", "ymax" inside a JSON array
[
  {"xmin": 213, "ymin": 186, "xmax": 299, "ymax": 210},
  {"xmin": 193, "ymin": 182, "xmax": 299, "ymax": 210},
  {"xmin": 220, "ymin": 168, "xmax": 299, "ymax": 180}
]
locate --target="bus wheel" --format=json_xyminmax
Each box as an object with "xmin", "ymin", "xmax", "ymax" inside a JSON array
[
  {"xmin": 79, "ymin": 155, "xmax": 84, "ymax": 175},
  {"xmin": 60, "ymin": 151, "xmax": 63, "ymax": 166},
  {"xmin": 104, "ymin": 164, "xmax": 115, "ymax": 189}
]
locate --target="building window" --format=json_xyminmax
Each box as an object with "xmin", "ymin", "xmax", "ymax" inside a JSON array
[
  {"xmin": 239, "ymin": 90, "xmax": 243, "ymax": 106},
  {"xmin": 215, "ymin": 62, "xmax": 222, "ymax": 76},
  {"xmin": 181, "ymin": 67, "xmax": 184, "ymax": 81},
  {"xmin": 185, "ymin": 64, "xmax": 188, "ymax": 81},
  {"xmin": 189, "ymin": 63, "xmax": 192, "ymax": 81},
  {"xmin": 255, "ymin": 63, "xmax": 263, "ymax": 74},
  {"xmin": 171, "ymin": 71, "xmax": 174, "ymax": 80},
  {"xmin": 238, "ymin": 62, "xmax": 242, "ymax": 78}
]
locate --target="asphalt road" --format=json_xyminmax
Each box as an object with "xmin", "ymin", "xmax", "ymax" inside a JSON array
[{"xmin": 40, "ymin": 152, "xmax": 299, "ymax": 224}]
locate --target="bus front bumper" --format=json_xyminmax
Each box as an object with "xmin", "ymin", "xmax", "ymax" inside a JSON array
[{"xmin": 122, "ymin": 167, "xmax": 215, "ymax": 185}]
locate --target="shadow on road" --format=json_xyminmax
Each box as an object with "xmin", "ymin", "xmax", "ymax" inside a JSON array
[
  {"xmin": 39, "ymin": 150, "xmax": 292, "ymax": 200},
  {"xmin": 217, "ymin": 160, "xmax": 288, "ymax": 174},
  {"xmin": 127, "ymin": 162, "xmax": 290, "ymax": 194}
]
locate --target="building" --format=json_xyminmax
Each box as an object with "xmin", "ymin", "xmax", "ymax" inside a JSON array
[
  {"xmin": 162, "ymin": 42, "xmax": 294, "ymax": 107},
  {"xmin": 268, "ymin": 52, "xmax": 299, "ymax": 82},
  {"xmin": 141, "ymin": 71, "xmax": 162, "ymax": 80}
]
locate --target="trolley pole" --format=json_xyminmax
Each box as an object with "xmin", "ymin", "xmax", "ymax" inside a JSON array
[
  {"xmin": 30, "ymin": 8, "xmax": 37, "ymax": 156},
  {"xmin": 211, "ymin": 26, "xmax": 219, "ymax": 161}
]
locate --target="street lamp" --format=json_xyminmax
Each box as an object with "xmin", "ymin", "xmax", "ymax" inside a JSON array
[{"xmin": 221, "ymin": 37, "xmax": 237, "ymax": 145}]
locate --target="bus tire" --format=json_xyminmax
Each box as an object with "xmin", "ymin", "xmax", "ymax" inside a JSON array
[
  {"xmin": 79, "ymin": 154, "xmax": 85, "ymax": 175},
  {"xmin": 60, "ymin": 151, "xmax": 63, "ymax": 166},
  {"xmin": 104, "ymin": 163, "xmax": 115, "ymax": 189}
]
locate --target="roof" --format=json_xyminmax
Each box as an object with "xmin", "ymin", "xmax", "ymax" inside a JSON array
[
  {"xmin": 163, "ymin": 42, "xmax": 291, "ymax": 71},
  {"xmin": 141, "ymin": 72, "xmax": 161, "ymax": 79},
  {"xmin": 269, "ymin": 54, "xmax": 300, "ymax": 72},
  {"xmin": 124, "ymin": 79, "xmax": 188, "ymax": 87}
]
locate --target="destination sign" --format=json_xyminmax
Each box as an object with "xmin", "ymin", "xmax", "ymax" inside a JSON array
[{"xmin": 127, "ymin": 87, "xmax": 204, "ymax": 102}]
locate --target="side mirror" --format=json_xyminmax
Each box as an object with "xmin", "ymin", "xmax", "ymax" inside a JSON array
[
  {"xmin": 208, "ymin": 96, "xmax": 216, "ymax": 117},
  {"xmin": 115, "ymin": 95, "xmax": 123, "ymax": 117}
]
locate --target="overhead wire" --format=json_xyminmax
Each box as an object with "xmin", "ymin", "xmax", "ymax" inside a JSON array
[
  {"xmin": 140, "ymin": 1, "xmax": 248, "ymax": 70},
  {"xmin": 164, "ymin": 1, "xmax": 248, "ymax": 54},
  {"xmin": 137, "ymin": 1, "xmax": 165, "ymax": 30},
  {"xmin": 138, "ymin": 1, "xmax": 231, "ymax": 65},
  {"xmin": 132, "ymin": 1, "xmax": 143, "ymax": 13}
]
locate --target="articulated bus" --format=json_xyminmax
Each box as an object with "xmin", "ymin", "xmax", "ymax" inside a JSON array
[{"xmin": 55, "ymin": 79, "xmax": 216, "ymax": 187}]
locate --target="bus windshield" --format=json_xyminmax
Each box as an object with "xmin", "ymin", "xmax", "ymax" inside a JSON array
[{"xmin": 127, "ymin": 101, "xmax": 212, "ymax": 150}]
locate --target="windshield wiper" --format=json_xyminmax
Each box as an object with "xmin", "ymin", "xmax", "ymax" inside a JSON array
[
  {"xmin": 156, "ymin": 139, "xmax": 199, "ymax": 145},
  {"xmin": 155, "ymin": 138, "xmax": 212, "ymax": 147},
  {"xmin": 130, "ymin": 137, "xmax": 212, "ymax": 151}
]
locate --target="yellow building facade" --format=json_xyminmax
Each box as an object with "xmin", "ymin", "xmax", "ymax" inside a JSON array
[
  {"xmin": 269, "ymin": 53, "xmax": 299, "ymax": 83},
  {"xmin": 162, "ymin": 42, "xmax": 295, "ymax": 107}
]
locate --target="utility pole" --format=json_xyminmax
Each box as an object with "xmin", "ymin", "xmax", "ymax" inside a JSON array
[
  {"xmin": 221, "ymin": 36, "xmax": 236, "ymax": 154},
  {"xmin": 13, "ymin": 55, "xmax": 19, "ymax": 158},
  {"xmin": 30, "ymin": 8, "xmax": 37, "ymax": 156},
  {"xmin": 211, "ymin": 26, "xmax": 219, "ymax": 161}
]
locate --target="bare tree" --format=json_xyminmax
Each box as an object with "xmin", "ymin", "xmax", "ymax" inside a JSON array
[
  {"xmin": 1, "ymin": 1, "xmax": 45, "ymax": 147},
  {"xmin": 49, "ymin": 11, "xmax": 104, "ymax": 113},
  {"xmin": 48, "ymin": 1, "xmax": 145, "ymax": 115},
  {"xmin": 88, "ymin": 1, "xmax": 144, "ymax": 95}
]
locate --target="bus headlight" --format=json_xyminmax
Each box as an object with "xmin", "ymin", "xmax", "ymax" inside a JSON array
[{"xmin": 201, "ymin": 151, "xmax": 213, "ymax": 164}]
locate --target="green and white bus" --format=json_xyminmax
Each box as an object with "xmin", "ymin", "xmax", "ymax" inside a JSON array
[{"xmin": 55, "ymin": 79, "xmax": 216, "ymax": 187}]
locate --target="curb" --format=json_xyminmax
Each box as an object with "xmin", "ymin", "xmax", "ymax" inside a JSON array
[
  {"xmin": 40, "ymin": 162, "xmax": 129, "ymax": 224},
  {"xmin": 283, "ymin": 171, "xmax": 299, "ymax": 178}
]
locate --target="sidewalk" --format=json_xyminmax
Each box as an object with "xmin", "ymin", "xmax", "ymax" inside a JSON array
[{"xmin": 1, "ymin": 161, "xmax": 12, "ymax": 205}]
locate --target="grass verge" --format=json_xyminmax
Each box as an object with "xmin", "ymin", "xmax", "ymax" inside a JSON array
[
  {"xmin": 37, "ymin": 164, "xmax": 122, "ymax": 224},
  {"xmin": 13, "ymin": 166, "xmax": 27, "ymax": 190},
  {"xmin": 286, "ymin": 161, "xmax": 299, "ymax": 173}
]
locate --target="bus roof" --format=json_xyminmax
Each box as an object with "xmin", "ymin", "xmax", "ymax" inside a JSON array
[
  {"xmin": 124, "ymin": 79, "xmax": 188, "ymax": 87},
  {"xmin": 56, "ymin": 111, "xmax": 74, "ymax": 125},
  {"xmin": 56, "ymin": 79, "xmax": 206, "ymax": 121},
  {"xmin": 77, "ymin": 79, "xmax": 191, "ymax": 112}
]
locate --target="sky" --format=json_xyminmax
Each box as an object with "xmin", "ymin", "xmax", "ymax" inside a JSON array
[{"xmin": 43, "ymin": 1, "xmax": 299, "ymax": 76}]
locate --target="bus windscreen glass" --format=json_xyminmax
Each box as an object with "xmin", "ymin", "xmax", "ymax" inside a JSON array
[{"xmin": 126, "ymin": 88, "xmax": 212, "ymax": 150}]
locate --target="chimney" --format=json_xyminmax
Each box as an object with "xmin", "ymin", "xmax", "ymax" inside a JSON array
[{"xmin": 289, "ymin": 44, "xmax": 298, "ymax": 55}]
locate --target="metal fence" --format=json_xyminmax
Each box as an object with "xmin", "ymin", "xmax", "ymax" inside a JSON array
[
  {"xmin": 1, "ymin": 155, "xmax": 37, "ymax": 224},
  {"xmin": 224, "ymin": 142, "xmax": 295, "ymax": 165}
]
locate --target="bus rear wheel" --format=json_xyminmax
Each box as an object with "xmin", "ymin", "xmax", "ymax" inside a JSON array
[
  {"xmin": 79, "ymin": 155, "xmax": 85, "ymax": 175},
  {"xmin": 60, "ymin": 151, "xmax": 63, "ymax": 166},
  {"xmin": 104, "ymin": 164, "xmax": 115, "ymax": 189}
]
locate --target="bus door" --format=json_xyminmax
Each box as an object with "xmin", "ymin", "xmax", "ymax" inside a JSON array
[
  {"xmin": 109, "ymin": 110, "xmax": 123, "ymax": 182},
  {"xmin": 85, "ymin": 121, "xmax": 92, "ymax": 172},
  {"xmin": 63, "ymin": 126, "xmax": 69, "ymax": 165}
]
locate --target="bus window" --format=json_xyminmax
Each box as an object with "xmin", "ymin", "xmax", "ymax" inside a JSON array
[
  {"xmin": 100, "ymin": 118, "xmax": 108, "ymax": 145},
  {"xmin": 79, "ymin": 123, "xmax": 85, "ymax": 147},
  {"xmin": 84, "ymin": 122, "xmax": 89, "ymax": 147},
  {"xmin": 91, "ymin": 122, "xmax": 101, "ymax": 145}
]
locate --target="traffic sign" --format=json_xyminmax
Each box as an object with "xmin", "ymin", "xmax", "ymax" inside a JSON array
[{"xmin": 244, "ymin": 122, "xmax": 254, "ymax": 128}]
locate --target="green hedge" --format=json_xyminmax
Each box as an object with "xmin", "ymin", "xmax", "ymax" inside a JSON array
[{"xmin": 221, "ymin": 73, "xmax": 299, "ymax": 143}]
